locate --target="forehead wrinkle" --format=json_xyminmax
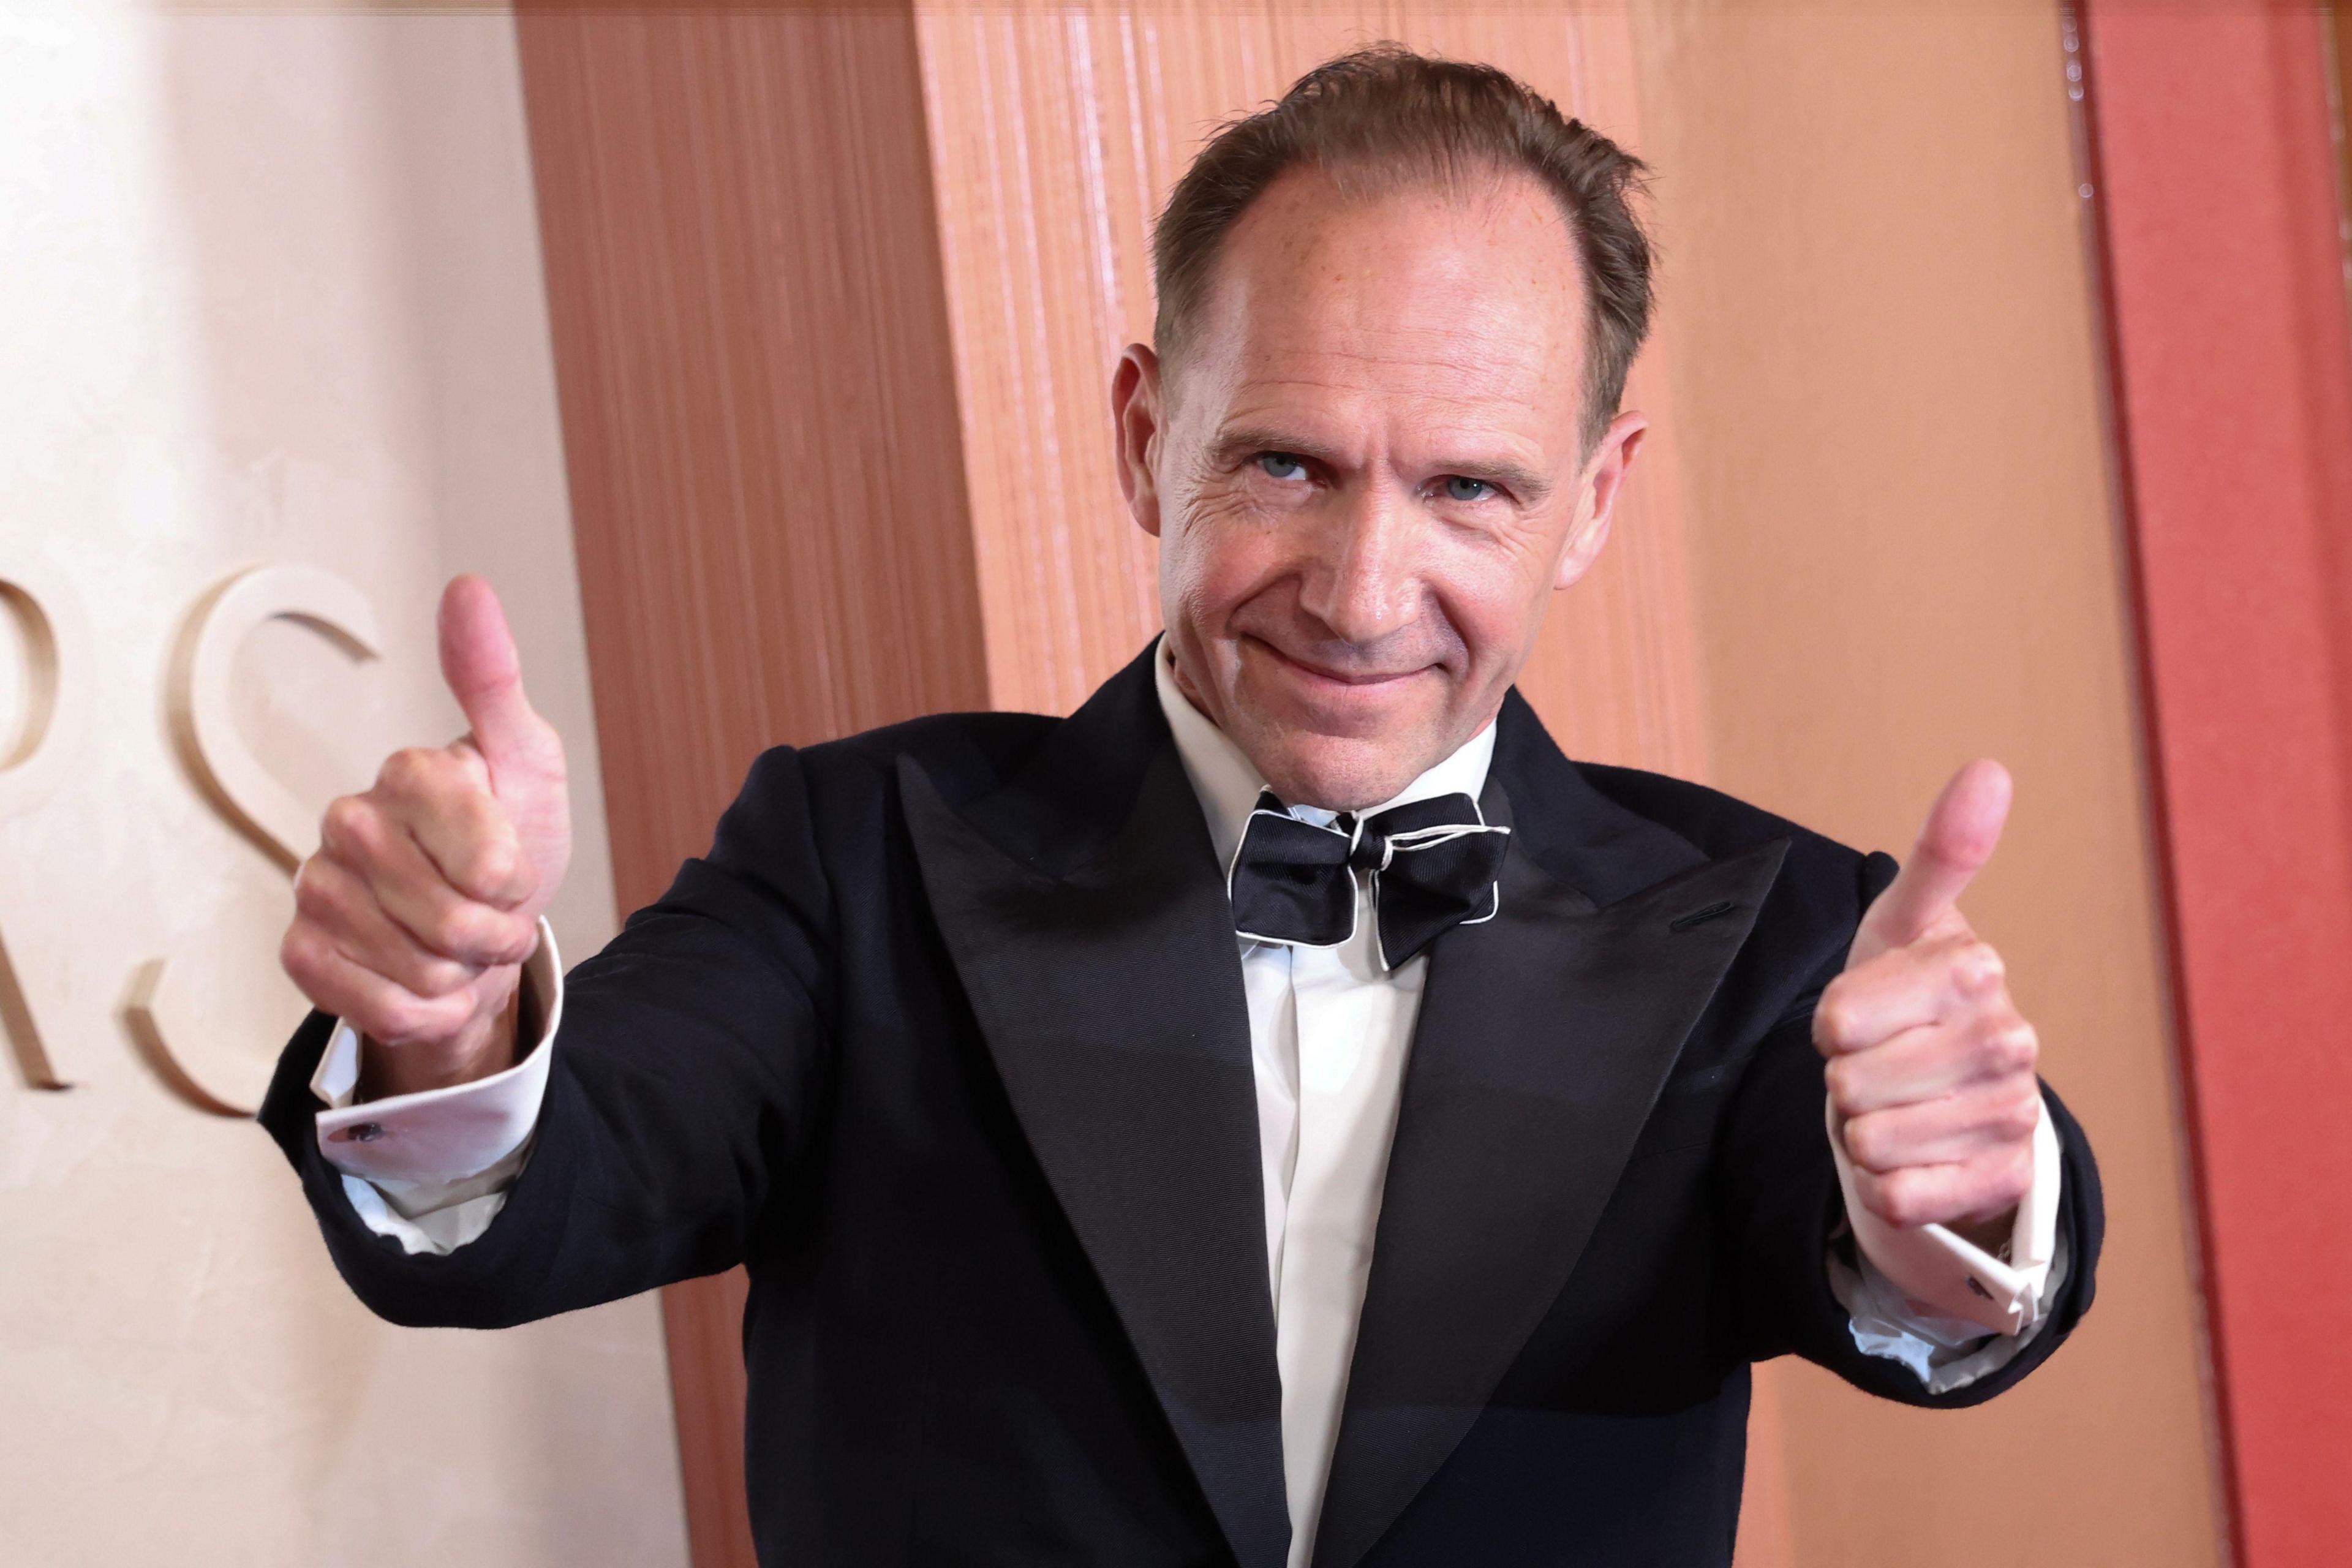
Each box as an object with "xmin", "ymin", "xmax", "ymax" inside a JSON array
[
  {"xmin": 1252, "ymin": 301, "xmax": 1566, "ymax": 358},
  {"xmin": 1231, "ymin": 314, "xmax": 1568, "ymax": 398},
  {"xmin": 1240, "ymin": 342, "xmax": 1555, "ymax": 389},
  {"xmin": 1226, "ymin": 353, "xmax": 1561, "ymax": 414},
  {"xmin": 1242, "ymin": 369, "xmax": 1552, "ymax": 402},
  {"xmin": 1175, "ymin": 176, "xmax": 1588, "ymax": 440}
]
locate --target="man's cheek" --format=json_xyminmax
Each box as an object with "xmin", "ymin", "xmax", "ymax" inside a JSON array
[
  {"xmin": 1182, "ymin": 535, "xmax": 1292, "ymax": 630},
  {"xmin": 1425, "ymin": 571, "xmax": 1528, "ymax": 678},
  {"xmin": 1158, "ymin": 519, "xmax": 1235, "ymax": 623}
]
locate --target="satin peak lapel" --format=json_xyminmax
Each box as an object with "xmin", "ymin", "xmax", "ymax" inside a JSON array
[
  {"xmin": 1313, "ymin": 774, "xmax": 1789, "ymax": 1568},
  {"xmin": 900, "ymin": 745, "xmax": 1291, "ymax": 1568}
]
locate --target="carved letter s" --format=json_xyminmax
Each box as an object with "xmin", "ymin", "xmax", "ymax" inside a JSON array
[{"xmin": 127, "ymin": 565, "xmax": 382, "ymax": 1115}]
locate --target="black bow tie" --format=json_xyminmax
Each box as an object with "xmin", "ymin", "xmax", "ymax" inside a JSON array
[{"xmin": 1226, "ymin": 790, "xmax": 1512, "ymax": 968}]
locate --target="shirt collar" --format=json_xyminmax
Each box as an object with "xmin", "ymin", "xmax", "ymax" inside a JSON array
[{"xmin": 1152, "ymin": 633, "xmax": 1498, "ymax": 873}]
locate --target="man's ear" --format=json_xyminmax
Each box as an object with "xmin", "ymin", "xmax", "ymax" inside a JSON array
[
  {"xmin": 1553, "ymin": 410, "xmax": 1648, "ymax": 592},
  {"xmin": 1110, "ymin": 344, "xmax": 1166, "ymax": 539}
]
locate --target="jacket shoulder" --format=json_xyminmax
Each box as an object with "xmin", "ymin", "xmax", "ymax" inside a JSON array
[
  {"xmin": 1572, "ymin": 761, "xmax": 1894, "ymax": 984},
  {"xmin": 1571, "ymin": 763, "xmax": 1857, "ymax": 867},
  {"xmin": 799, "ymin": 709, "xmax": 1061, "ymax": 804}
]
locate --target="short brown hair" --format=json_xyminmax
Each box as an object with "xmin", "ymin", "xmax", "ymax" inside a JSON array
[{"xmin": 1152, "ymin": 45, "xmax": 1653, "ymax": 450}]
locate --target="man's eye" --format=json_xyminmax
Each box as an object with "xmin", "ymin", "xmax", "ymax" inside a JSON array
[
  {"xmin": 1257, "ymin": 453, "xmax": 1310, "ymax": 481},
  {"xmin": 1441, "ymin": 475, "xmax": 1496, "ymax": 502}
]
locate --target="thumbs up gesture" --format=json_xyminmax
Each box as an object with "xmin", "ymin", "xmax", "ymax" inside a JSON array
[
  {"xmin": 282, "ymin": 576, "xmax": 572, "ymax": 1097},
  {"xmin": 1815, "ymin": 761, "xmax": 2041, "ymax": 1243}
]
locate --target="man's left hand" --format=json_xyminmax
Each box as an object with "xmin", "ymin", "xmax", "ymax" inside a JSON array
[{"xmin": 1814, "ymin": 760, "xmax": 2041, "ymax": 1251}]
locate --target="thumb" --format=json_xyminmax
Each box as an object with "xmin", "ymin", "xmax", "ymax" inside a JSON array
[
  {"xmin": 436, "ymin": 575, "xmax": 557, "ymax": 786},
  {"xmin": 1851, "ymin": 758, "xmax": 2012, "ymax": 966}
]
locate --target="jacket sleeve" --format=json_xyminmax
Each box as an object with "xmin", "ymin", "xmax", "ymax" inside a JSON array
[
  {"xmin": 258, "ymin": 744, "xmax": 836, "ymax": 1329},
  {"xmin": 1713, "ymin": 851, "xmax": 2105, "ymax": 1406}
]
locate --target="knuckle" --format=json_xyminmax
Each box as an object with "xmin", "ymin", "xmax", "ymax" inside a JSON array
[
  {"xmin": 1989, "ymin": 1021, "xmax": 2039, "ymax": 1074},
  {"xmin": 495, "ymin": 918, "xmax": 539, "ymax": 965},
  {"xmin": 320, "ymin": 796, "xmax": 374, "ymax": 856},
  {"xmin": 1858, "ymin": 1170, "xmax": 1905, "ymax": 1226},
  {"xmin": 1823, "ymin": 1057, "xmax": 1863, "ymax": 1117},
  {"xmin": 1848, "ymin": 1165, "xmax": 1883, "ymax": 1212},
  {"xmin": 414, "ymin": 955, "xmax": 478, "ymax": 999},
  {"xmin": 1879, "ymin": 1172, "xmax": 1932, "ymax": 1228},
  {"xmin": 1995, "ymin": 1085, "xmax": 2043, "ymax": 1140},
  {"xmin": 461, "ymin": 835, "xmax": 521, "ymax": 896},
  {"xmin": 382, "ymin": 746, "xmax": 458, "ymax": 800},
  {"xmin": 420, "ymin": 902, "xmax": 483, "ymax": 959},
  {"xmin": 505, "ymin": 851, "xmax": 544, "ymax": 905},
  {"xmin": 446, "ymin": 739, "xmax": 493, "ymax": 788},
  {"xmin": 461, "ymin": 905, "xmax": 513, "ymax": 960},
  {"xmin": 1814, "ymin": 995, "xmax": 1861, "ymax": 1053},
  {"xmin": 1844, "ymin": 1112, "xmax": 1891, "ymax": 1170},
  {"xmin": 279, "ymin": 925, "xmax": 322, "ymax": 986},
  {"xmin": 1956, "ymin": 941, "xmax": 2006, "ymax": 995},
  {"xmin": 290, "ymin": 861, "xmax": 336, "ymax": 922},
  {"xmin": 429, "ymin": 900, "xmax": 510, "ymax": 963},
  {"xmin": 377, "ymin": 747, "xmax": 430, "ymax": 793}
]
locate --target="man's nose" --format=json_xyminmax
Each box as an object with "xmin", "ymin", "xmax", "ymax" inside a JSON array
[{"xmin": 1297, "ymin": 484, "xmax": 1417, "ymax": 646}]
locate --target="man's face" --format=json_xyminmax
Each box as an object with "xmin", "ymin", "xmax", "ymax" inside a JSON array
[{"xmin": 1112, "ymin": 166, "xmax": 1646, "ymax": 811}]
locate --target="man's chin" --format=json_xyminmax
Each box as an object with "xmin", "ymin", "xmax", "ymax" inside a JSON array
[
  {"xmin": 1237, "ymin": 641, "xmax": 1440, "ymax": 729},
  {"xmin": 1242, "ymin": 731, "xmax": 1443, "ymax": 814}
]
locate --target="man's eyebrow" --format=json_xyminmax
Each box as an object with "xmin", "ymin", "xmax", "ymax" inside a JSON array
[
  {"xmin": 1450, "ymin": 456, "xmax": 1555, "ymax": 502},
  {"xmin": 1208, "ymin": 425, "xmax": 1340, "ymax": 467},
  {"xmin": 1209, "ymin": 425, "xmax": 1556, "ymax": 500}
]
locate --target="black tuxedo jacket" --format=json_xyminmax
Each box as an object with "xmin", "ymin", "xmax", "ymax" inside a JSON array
[{"xmin": 263, "ymin": 645, "xmax": 2100, "ymax": 1568}]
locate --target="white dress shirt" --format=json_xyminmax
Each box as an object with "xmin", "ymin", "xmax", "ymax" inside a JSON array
[{"xmin": 313, "ymin": 638, "xmax": 2065, "ymax": 1564}]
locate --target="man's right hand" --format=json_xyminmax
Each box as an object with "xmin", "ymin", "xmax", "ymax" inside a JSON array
[{"xmin": 282, "ymin": 575, "xmax": 573, "ymax": 1098}]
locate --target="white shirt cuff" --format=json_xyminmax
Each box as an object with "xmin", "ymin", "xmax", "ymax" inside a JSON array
[
  {"xmin": 1826, "ymin": 1088, "xmax": 2065, "ymax": 1392},
  {"xmin": 309, "ymin": 921, "xmax": 563, "ymax": 1256}
]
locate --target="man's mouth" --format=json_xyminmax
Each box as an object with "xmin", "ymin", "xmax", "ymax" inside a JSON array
[{"xmin": 1246, "ymin": 636, "xmax": 1428, "ymax": 691}]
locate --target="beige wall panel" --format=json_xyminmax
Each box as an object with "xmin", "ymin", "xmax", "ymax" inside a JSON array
[
  {"xmin": 914, "ymin": 2, "xmax": 1708, "ymax": 783},
  {"xmin": 0, "ymin": 7, "xmax": 683, "ymax": 1566},
  {"xmin": 1632, "ymin": 4, "xmax": 2221, "ymax": 1564}
]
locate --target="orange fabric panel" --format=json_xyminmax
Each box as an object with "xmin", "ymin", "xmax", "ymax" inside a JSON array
[
  {"xmin": 515, "ymin": 9, "xmax": 989, "ymax": 1566},
  {"xmin": 1634, "ymin": 6, "xmax": 2221, "ymax": 1562}
]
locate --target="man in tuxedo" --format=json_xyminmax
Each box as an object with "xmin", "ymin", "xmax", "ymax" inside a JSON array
[{"xmin": 265, "ymin": 47, "xmax": 2098, "ymax": 1568}]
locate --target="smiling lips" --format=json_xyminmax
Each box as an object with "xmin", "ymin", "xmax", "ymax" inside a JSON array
[{"xmin": 1248, "ymin": 635, "xmax": 1433, "ymax": 693}]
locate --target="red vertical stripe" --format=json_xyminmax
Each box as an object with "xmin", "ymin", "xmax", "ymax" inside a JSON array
[{"xmin": 2081, "ymin": 8, "xmax": 2352, "ymax": 1564}]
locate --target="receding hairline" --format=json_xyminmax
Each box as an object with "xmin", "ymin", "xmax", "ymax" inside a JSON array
[
  {"xmin": 1145, "ymin": 45, "xmax": 1654, "ymax": 450},
  {"xmin": 1153, "ymin": 157, "xmax": 1593, "ymax": 376}
]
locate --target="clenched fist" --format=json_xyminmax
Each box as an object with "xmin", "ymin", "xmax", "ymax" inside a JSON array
[
  {"xmin": 282, "ymin": 576, "xmax": 571, "ymax": 1098},
  {"xmin": 1815, "ymin": 760, "xmax": 2041, "ymax": 1249}
]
